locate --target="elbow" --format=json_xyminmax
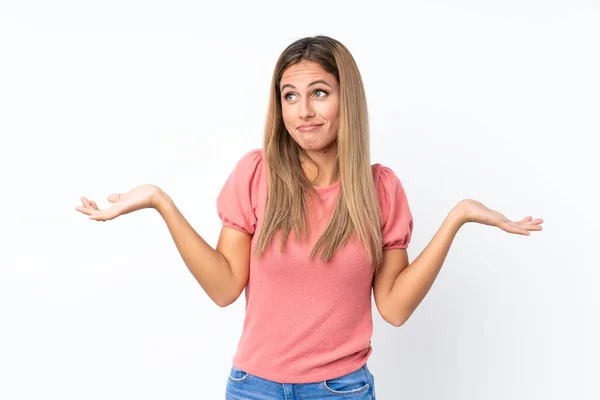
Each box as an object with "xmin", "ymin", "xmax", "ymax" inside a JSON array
[
  {"xmin": 215, "ymin": 297, "xmax": 233, "ymax": 308},
  {"xmin": 213, "ymin": 293, "xmax": 235, "ymax": 308},
  {"xmin": 387, "ymin": 317, "xmax": 406, "ymax": 328},
  {"xmin": 213, "ymin": 288, "xmax": 243, "ymax": 308},
  {"xmin": 382, "ymin": 308, "xmax": 409, "ymax": 328}
]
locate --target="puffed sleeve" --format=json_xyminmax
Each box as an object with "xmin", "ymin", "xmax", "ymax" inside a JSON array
[
  {"xmin": 216, "ymin": 149, "xmax": 263, "ymax": 235},
  {"xmin": 375, "ymin": 165, "xmax": 414, "ymax": 250}
]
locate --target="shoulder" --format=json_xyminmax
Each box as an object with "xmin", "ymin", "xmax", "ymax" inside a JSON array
[
  {"xmin": 234, "ymin": 148, "xmax": 264, "ymax": 170},
  {"xmin": 228, "ymin": 149, "xmax": 265, "ymax": 183},
  {"xmin": 371, "ymin": 163, "xmax": 404, "ymax": 194},
  {"xmin": 218, "ymin": 149, "xmax": 266, "ymax": 200},
  {"xmin": 217, "ymin": 150, "xmax": 264, "ymax": 233},
  {"xmin": 371, "ymin": 163, "xmax": 410, "ymax": 219},
  {"xmin": 371, "ymin": 163, "xmax": 413, "ymax": 244}
]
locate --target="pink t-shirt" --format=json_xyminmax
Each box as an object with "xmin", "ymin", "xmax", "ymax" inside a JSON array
[{"xmin": 216, "ymin": 149, "xmax": 413, "ymax": 383}]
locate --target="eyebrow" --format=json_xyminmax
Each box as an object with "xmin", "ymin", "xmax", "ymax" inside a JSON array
[{"xmin": 280, "ymin": 79, "xmax": 333, "ymax": 92}]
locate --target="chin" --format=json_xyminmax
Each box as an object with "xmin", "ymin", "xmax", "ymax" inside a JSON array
[
  {"xmin": 312, "ymin": 140, "xmax": 337, "ymax": 153},
  {"xmin": 292, "ymin": 136, "xmax": 338, "ymax": 153}
]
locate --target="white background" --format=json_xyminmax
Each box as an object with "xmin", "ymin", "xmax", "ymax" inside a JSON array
[{"xmin": 1, "ymin": 1, "xmax": 598, "ymax": 399}]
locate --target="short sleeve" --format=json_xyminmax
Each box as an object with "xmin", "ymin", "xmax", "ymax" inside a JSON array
[
  {"xmin": 216, "ymin": 149, "xmax": 263, "ymax": 235},
  {"xmin": 375, "ymin": 165, "xmax": 414, "ymax": 250}
]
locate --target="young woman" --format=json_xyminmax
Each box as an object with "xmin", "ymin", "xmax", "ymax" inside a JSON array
[{"xmin": 76, "ymin": 35, "xmax": 543, "ymax": 399}]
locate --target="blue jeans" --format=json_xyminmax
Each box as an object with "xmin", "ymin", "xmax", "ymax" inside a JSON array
[{"xmin": 225, "ymin": 363, "xmax": 376, "ymax": 399}]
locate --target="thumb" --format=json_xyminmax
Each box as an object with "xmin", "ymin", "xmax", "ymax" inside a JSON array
[{"xmin": 107, "ymin": 193, "xmax": 122, "ymax": 203}]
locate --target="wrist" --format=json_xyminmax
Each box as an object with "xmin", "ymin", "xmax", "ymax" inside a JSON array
[
  {"xmin": 152, "ymin": 187, "xmax": 172, "ymax": 213},
  {"xmin": 449, "ymin": 201, "xmax": 469, "ymax": 227}
]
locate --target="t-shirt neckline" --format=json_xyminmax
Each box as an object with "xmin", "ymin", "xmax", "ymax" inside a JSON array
[{"xmin": 313, "ymin": 179, "xmax": 341, "ymax": 194}]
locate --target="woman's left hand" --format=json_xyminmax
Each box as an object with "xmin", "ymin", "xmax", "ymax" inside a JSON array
[{"xmin": 456, "ymin": 199, "xmax": 544, "ymax": 236}]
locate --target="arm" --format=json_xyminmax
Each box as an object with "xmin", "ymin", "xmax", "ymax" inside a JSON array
[
  {"xmin": 155, "ymin": 189, "xmax": 250, "ymax": 308},
  {"xmin": 374, "ymin": 199, "xmax": 543, "ymax": 327},
  {"xmin": 373, "ymin": 206, "xmax": 463, "ymax": 327}
]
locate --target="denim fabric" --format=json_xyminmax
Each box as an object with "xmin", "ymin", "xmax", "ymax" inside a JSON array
[{"xmin": 225, "ymin": 363, "xmax": 376, "ymax": 399}]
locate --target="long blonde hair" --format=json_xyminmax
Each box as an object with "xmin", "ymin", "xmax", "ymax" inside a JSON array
[{"xmin": 254, "ymin": 36, "xmax": 384, "ymax": 269}]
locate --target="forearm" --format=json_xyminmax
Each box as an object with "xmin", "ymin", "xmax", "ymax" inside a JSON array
[
  {"xmin": 387, "ymin": 205, "xmax": 466, "ymax": 326},
  {"xmin": 154, "ymin": 190, "xmax": 238, "ymax": 306}
]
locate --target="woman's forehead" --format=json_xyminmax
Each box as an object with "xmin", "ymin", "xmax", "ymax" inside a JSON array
[{"xmin": 280, "ymin": 61, "xmax": 336, "ymax": 86}]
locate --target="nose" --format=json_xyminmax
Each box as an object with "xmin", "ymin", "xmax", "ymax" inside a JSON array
[{"xmin": 299, "ymin": 98, "xmax": 315, "ymax": 120}]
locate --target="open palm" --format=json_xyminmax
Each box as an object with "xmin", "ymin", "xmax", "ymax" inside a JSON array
[
  {"xmin": 75, "ymin": 184, "xmax": 160, "ymax": 221},
  {"xmin": 459, "ymin": 199, "xmax": 544, "ymax": 236}
]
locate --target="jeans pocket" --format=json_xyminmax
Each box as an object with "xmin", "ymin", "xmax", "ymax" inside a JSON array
[
  {"xmin": 321, "ymin": 367, "xmax": 370, "ymax": 395},
  {"xmin": 228, "ymin": 365, "xmax": 250, "ymax": 383}
]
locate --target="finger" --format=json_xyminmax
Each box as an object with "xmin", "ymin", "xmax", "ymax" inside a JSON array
[
  {"xmin": 517, "ymin": 223, "xmax": 542, "ymax": 232},
  {"xmin": 522, "ymin": 220, "xmax": 544, "ymax": 229},
  {"xmin": 512, "ymin": 225, "xmax": 531, "ymax": 235},
  {"xmin": 517, "ymin": 216, "xmax": 533, "ymax": 223},
  {"xmin": 500, "ymin": 222, "xmax": 524, "ymax": 235},
  {"xmin": 75, "ymin": 206, "xmax": 93, "ymax": 216},
  {"xmin": 522, "ymin": 217, "xmax": 543, "ymax": 225},
  {"xmin": 90, "ymin": 200, "xmax": 100, "ymax": 210},
  {"xmin": 81, "ymin": 197, "xmax": 92, "ymax": 208}
]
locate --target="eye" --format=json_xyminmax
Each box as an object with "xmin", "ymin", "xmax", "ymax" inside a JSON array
[
  {"xmin": 283, "ymin": 92, "xmax": 297, "ymax": 101},
  {"xmin": 314, "ymin": 89, "xmax": 328, "ymax": 98}
]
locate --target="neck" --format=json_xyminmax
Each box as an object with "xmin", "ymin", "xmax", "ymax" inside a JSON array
[{"xmin": 301, "ymin": 142, "xmax": 339, "ymax": 187}]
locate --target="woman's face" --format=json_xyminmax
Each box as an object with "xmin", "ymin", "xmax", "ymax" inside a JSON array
[{"xmin": 279, "ymin": 61, "xmax": 339, "ymax": 153}]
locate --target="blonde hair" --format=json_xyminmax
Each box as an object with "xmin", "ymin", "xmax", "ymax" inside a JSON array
[{"xmin": 254, "ymin": 36, "xmax": 384, "ymax": 269}]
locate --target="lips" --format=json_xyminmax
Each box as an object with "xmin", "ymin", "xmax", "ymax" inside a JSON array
[{"xmin": 297, "ymin": 123, "xmax": 323, "ymax": 132}]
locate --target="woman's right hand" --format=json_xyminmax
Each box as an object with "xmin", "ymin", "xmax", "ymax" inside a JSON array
[{"xmin": 75, "ymin": 184, "xmax": 162, "ymax": 221}]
